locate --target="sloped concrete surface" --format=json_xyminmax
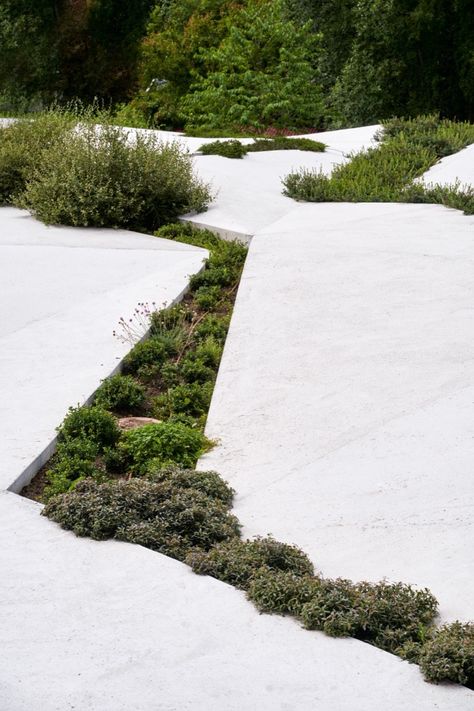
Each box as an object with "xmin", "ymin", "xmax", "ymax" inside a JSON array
[
  {"xmin": 1, "ymin": 491, "xmax": 473, "ymax": 711},
  {"xmin": 421, "ymin": 143, "xmax": 474, "ymax": 187},
  {"xmin": 200, "ymin": 202, "xmax": 474, "ymax": 623},
  {"xmin": 182, "ymin": 125, "xmax": 380, "ymax": 239},
  {"xmin": 0, "ymin": 207, "xmax": 207, "ymax": 491}
]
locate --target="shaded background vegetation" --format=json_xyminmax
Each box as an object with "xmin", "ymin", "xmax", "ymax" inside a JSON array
[{"xmin": 1, "ymin": 0, "xmax": 473, "ymax": 129}]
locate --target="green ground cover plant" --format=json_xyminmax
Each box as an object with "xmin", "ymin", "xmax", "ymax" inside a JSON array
[
  {"xmin": 29, "ymin": 223, "xmax": 474, "ymax": 691},
  {"xmin": 198, "ymin": 136, "xmax": 325, "ymax": 159},
  {"xmin": 283, "ymin": 115, "xmax": 474, "ymax": 214}
]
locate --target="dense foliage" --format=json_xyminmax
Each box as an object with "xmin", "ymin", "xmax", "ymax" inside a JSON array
[
  {"xmin": 3, "ymin": 1, "xmax": 473, "ymax": 128},
  {"xmin": 18, "ymin": 121, "xmax": 211, "ymax": 230}
]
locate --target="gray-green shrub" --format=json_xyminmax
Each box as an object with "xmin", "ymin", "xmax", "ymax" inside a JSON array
[
  {"xmin": 43, "ymin": 477, "xmax": 240, "ymax": 558},
  {"xmin": 419, "ymin": 622, "xmax": 474, "ymax": 688},
  {"xmin": 0, "ymin": 111, "xmax": 72, "ymax": 204},
  {"xmin": 19, "ymin": 122, "xmax": 212, "ymax": 231},
  {"xmin": 186, "ymin": 536, "xmax": 314, "ymax": 590}
]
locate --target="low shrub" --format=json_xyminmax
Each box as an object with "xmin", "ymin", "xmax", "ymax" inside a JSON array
[
  {"xmin": 153, "ymin": 381, "xmax": 214, "ymax": 420},
  {"xmin": 43, "ymin": 477, "xmax": 240, "ymax": 557},
  {"xmin": 57, "ymin": 405, "xmax": 120, "ymax": 451},
  {"xmin": 283, "ymin": 137, "xmax": 436, "ymax": 203},
  {"xmin": 44, "ymin": 438, "xmax": 103, "ymax": 499},
  {"xmin": 123, "ymin": 335, "xmax": 178, "ymax": 378},
  {"xmin": 198, "ymin": 137, "xmax": 326, "ymax": 160},
  {"xmin": 194, "ymin": 314, "xmax": 230, "ymax": 344},
  {"xmin": 186, "ymin": 536, "xmax": 314, "ymax": 590},
  {"xmin": 248, "ymin": 571, "xmax": 438, "ymax": 655},
  {"xmin": 146, "ymin": 465, "xmax": 234, "ymax": 506},
  {"xmin": 419, "ymin": 622, "xmax": 474, "ymax": 688},
  {"xmin": 283, "ymin": 115, "xmax": 474, "ymax": 215},
  {"xmin": 247, "ymin": 137, "xmax": 325, "ymax": 153},
  {"xmin": 118, "ymin": 421, "xmax": 213, "ymax": 473},
  {"xmin": 380, "ymin": 115, "xmax": 474, "ymax": 158},
  {"xmin": 299, "ymin": 579, "xmax": 437, "ymax": 654},
  {"xmin": 248, "ymin": 571, "xmax": 319, "ymax": 615},
  {"xmin": 194, "ymin": 285, "xmax": 222, "ymax": 310},
  {"xmin": 199, "ymin": 140, "xmax": 247, "ymax": 159},
  {"xmin": 19, "ymin": 122, "xmax": 212, "ymax": 231},
  {"xmin": 94, "ymin": 374, "xmax": 146, "ymax": 413}
]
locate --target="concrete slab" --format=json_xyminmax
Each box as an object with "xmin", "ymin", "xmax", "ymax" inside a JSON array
[
  {"xmin": 0, "ymin": 207, "xmax": 207, "ymax": 492},
  {"xmin": 200, "ymin": 202, "xmax": 474, "ymax": 623},
  {"xmin": 181, "ymin": 125, "xmax": 381, "ymax": 239},
  {"xmin": 1, "ymin": 491, "xmax": 473, "ymax": 711},
  {"xmin": 420, "ymin": 143, "xmax": 474, "ymax": 188}
]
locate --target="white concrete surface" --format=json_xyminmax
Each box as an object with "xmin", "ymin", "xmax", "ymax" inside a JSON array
[
  {"xmin": 200, "ymin": 202, "xmax": 474, "ymax": 623},
  {"xmin": 2, "ymin": 490, "xmax": 473, "ymax": 711},
  {"xmin": 0, "ymin": 207, "xmax": 207, "ymax": 492},
  {"xmin": 181, "ymin": 125, "xmax": 380, "ymax": 239},
  {"xmin": 421, "ymin": 143, "xmax": 474, "ymax": 188}
]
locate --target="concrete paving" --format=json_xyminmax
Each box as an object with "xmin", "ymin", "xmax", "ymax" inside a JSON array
[
  {"xmin": 2, "ymin": 129, "xmax": 474, "ymax": 708},
  {"xmin": 2, "ymin": 490, "xmax": 473, "ymax": 711},
  {"xmin": 200, "ymin": 202, "xmax": 474, "ymax": 624},
  {"xmin": 0, "ymin": 207, "xmax": 207, "ymax": 492},
  {"xmin": 182, "ymin": 125, "xmax": 380, "ymax": 240},
  {"xmin": 421, "ymin": 143, "xmax": 474, "ymax": 188}
]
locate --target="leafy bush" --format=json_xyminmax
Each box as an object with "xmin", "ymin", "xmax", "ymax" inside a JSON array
[
  {"xmin": 153, "ymin": 381, "xmax": 213, "ymax": 420},
  {"xmin": 199, "ymin": 139, "xmax": 247, "ymax": 159},
  {"xmin": 419, "ymin": 622, "xmax": 474, "ymax": 688},
  {"xmin": 44, "ymin": 438, "xmax": 103, "ymax": 499},
  {"xmin": 43, "ymin": 477, "xmax": 240, "ymax": 558},
  {"xmin": 123, "ymin": 335, "xmax": 178, "ymax": 378},
  {"xmin": 118, "ymin": 421, "xmax": 213, "ymax": 473},
  {"xmin": 248, "ymin": 571, "xmax": 319, "ymax": 615},
  {"xmin": 299, "ymin": 579, "xmax": 437, "ymax": 654},
  {"xmin": 94, "ymin": 374, "xmax": 146, "ymax": 413},
  {"xmin": 194, "ymin": 314, "xmax": 230, "ymax": 345},
  {"xmin": 0, "ymin": 111, "xmax": 72, "ymax": 204},
  {"xmin": 19, "ymin": 122, "xmax": 212, "ymax": 231},
  {"xmin": 194, "ymin": 285, "xmax": 222, "ymax": 310},
  {"xmin": 186, "ymin": 536, "xmax": 314, "ymax": 590},
  {"xmin": 57, "ymin": 405, "xmax": 120, "ymax": 451}
]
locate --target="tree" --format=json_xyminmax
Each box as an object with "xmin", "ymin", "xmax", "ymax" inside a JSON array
[{"xmin": 180, "ymin": 0, "xmax": 324, "ymax": 130}]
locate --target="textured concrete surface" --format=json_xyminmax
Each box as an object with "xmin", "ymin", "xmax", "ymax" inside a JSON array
[
  {"xmin": 0, "ymin": 207, "xmax": 207, "ymax": 491},
  {"xmin": 2, "ymin": 491, "xmax": 473, "ymax": 711},
  {"xmin": 200, "ymin": 202, "xmax": 474, "ymax": 623},
  {"xmin": 421, "ymin": 143, "xmax": 474, "ymax": 188},
  {"xmin": 183, "ymin": 125, "xmax": 380, "ymax": 240}
]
